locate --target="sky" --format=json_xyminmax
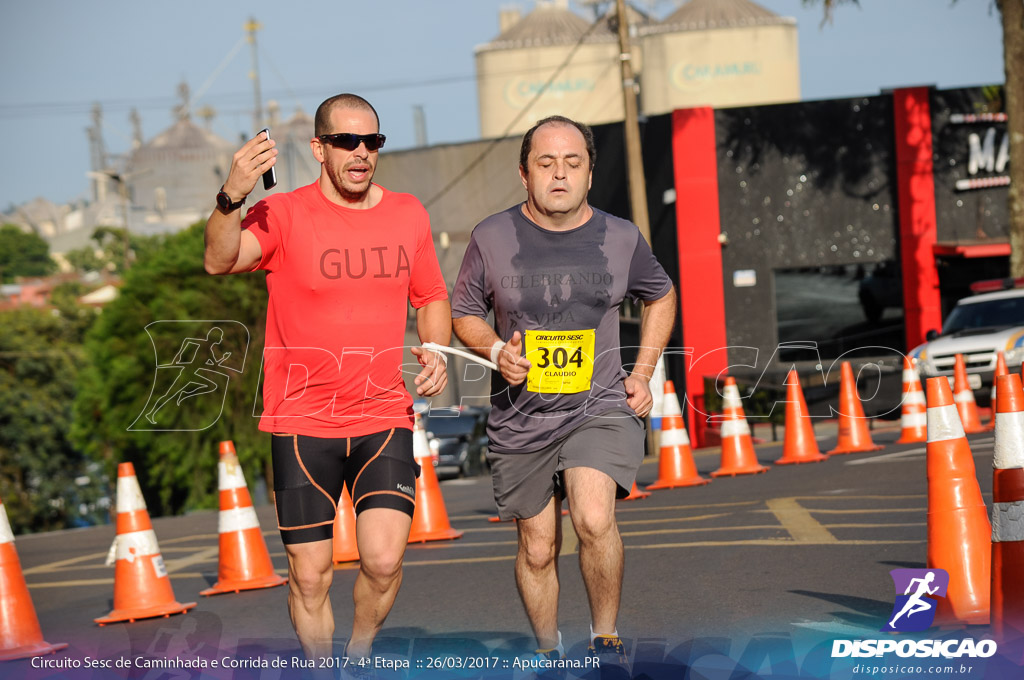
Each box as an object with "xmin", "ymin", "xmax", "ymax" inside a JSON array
[{"xmin": 0, "ymin": 0, "xmax": 1006, "ymax": 213}]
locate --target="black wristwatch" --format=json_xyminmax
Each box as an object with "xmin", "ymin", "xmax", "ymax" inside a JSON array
[{"xmin": 216, "ymin": 186, "xmax": 245, "ymax": 212}]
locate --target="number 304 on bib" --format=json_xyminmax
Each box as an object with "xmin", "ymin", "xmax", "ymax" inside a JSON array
[{"xmin": 524, "ymin": 329, "xmax": 596, "ymax": 394}]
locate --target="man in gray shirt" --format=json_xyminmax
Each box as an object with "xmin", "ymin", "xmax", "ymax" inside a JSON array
[{"xmin": 451, "ymin": 116, "xmax": 676, "ymax": 672}]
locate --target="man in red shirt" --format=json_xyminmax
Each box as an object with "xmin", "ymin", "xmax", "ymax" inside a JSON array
[{"xmin": 204, "ymin": 93, "xmax": 450, "ymax": 668}]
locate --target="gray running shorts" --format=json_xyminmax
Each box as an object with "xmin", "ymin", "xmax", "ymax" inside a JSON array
[{"xmin": 486, "ymin": 409, "xmax": 645, "ymax": 521}]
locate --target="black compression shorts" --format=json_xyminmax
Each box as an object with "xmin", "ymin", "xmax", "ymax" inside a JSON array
[{"xmin": 271, "ymin": 428, "xmax": 419, "ymax": 545}]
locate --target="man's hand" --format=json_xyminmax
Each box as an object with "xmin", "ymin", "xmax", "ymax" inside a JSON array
[
  {"xmin": 497, "ymin": 332, "xmax": 530, "ymax": 386},
  {"xmin": 411, "ymin": 346, "xmax": 448, "ymax": 397},
  {"xmin": 222, "ymin": 130, "xmax": 277, "ymax": 203},
  {"xmin": 625, "ymin": 374, "xmax": 653, "ymax": 417}
]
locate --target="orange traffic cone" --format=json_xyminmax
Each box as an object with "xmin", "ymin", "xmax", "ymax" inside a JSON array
[
  {"xmin": 991, "ymin": 373, "xmax": 1024, "ymax": 637},
  {"xmin": 95, "ymin": 463, "xmax": 196, "ymax": 625},
  {"xmin": 621, "ymin": 481, "xmax": 650, "ymax": 501},
  {"xmin": 200, "ymin": 442, "xmax": 287, "ymax": 596},
  {"xmin": 711, "ymin": 377, "xmax": 769, "ymax": 477},
  {"xmin": 775, "ymin": 369, "xmax": 828, "ymax": 464},
  {"xmin": 0, "ymin": 498, "xmax": 67, "ymax": 661},
  {"xmin": 925, "ymin": 377, "xmax": 991, "ymax": 626},
  {"xmin": 895, "ymin": 357, "xmax": 928, "ymax": 444},
  {"xmin": 952, "ymin": 354, "xmax": 985, "ymax": 434},
  {"xmin": 827, "ymin": 362, "xmax": 883, "ymax": 455},
  {"xmin": 332, "ymin": 486, "xmax": 360, "ymax": 563},
  {"xmin": 987, "ymin": 351, "xmax": 1009, "ymax": 432},
  {"xmin": 408, "ymin": 413, "xmax": 463, "ymax": 543},
  {"xmin": 647, "ymin": 380, "xmax": 709, "ymax": 488}
]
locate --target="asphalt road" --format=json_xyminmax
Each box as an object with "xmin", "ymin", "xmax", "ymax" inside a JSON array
[{"xmin": 6, "ymin": 422, "xmax": 1021, "ymax": 680}]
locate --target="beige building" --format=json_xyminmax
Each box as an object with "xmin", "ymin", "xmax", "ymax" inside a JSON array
[
  {"xmin": 126, "ymin": 114, "xmax": 235, "ymax": 228},
  {"xmin": 475, "ymin": 0, "xmax": 652, "ymax": 139},
  {"xmin": 475, "ymin": 0, "xmax": 800, "ymax": 138},
  {"xmin": 642, "ymin": 0, "xmax": 800, "ymax": 113},
  {"xmin": 264, "ymin": 102, "xmax": 319, "ymax": 194}
]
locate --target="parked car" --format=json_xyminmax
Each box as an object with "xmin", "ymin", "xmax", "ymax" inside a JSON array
[
  {"xmin": 423, "ymin": 407, "xmax": 490, "ymax": 479},
  {"xmin": 857, "ymin": 261, "xmax": 903, "ymax": 323},
  {"xmin": 909, "ymin": 281, "xmax": 1024, "ymax": 403}
]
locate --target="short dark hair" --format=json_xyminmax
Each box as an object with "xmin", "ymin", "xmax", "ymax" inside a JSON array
[
  {"xmin": 314, "ymin": 93, "xmax": 379, "ymax": 136},
  {"xmin": 519, "ymin": 116, "xmax": 597, "ymax": 174}
]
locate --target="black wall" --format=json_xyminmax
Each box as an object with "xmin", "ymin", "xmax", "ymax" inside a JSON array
[{"xmin": 713, "ymin": 95, "xmax": 900, "ymax": 365}]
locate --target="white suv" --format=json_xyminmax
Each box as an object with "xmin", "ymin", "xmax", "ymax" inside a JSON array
[{"xmin": 909, "ymin": 285, "xmax": 1024, "ymax": 402}]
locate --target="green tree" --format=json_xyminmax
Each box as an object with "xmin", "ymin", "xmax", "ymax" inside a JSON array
[
  {"xmin": 51, "ymin": 281, "xmax": 102, "ymax": 338},
  {"xmin": 71, "ymin": 221, "xmax": 271, "ymax": 517},
  {"xmin": 63, "ymin": 226, "xmax": 163, "ymax": 275},
  {"xmin": 0, "ymin": 224, "xmax": 55, "ymax": 282},
  {"xmin": 806, "ymin": 0, "xmax": 1023, "ymax": 275},
  {"xmin": 0, "ymin": 306, "xmax": 105, "ymax": 533},
  {"xmin": 63, "ymin": 245, "xmax": 105, "ymax": 274}
]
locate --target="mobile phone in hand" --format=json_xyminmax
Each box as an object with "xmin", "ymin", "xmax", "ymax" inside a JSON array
[{"xmin": 259, "ymin": 128, "xmax": 277, "ymax": 190}]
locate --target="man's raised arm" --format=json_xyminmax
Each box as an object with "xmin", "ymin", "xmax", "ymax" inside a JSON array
[{"xmin": 204, "ymin": 131, "xmax": 277, "ymax": 275}]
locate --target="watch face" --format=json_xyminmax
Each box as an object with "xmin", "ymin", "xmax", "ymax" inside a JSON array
[{"xmin": 217, "ymin": 191, "xmax": 234, "ymax": 210}]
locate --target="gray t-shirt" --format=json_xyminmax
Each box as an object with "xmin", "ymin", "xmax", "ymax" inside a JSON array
[{"xmin": 452, "ymin": 204, "xmax": 673, "ymax": 453}]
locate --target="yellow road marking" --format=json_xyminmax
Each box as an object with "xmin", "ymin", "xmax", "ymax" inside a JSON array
[
  {"xmin": 28, "ymin": 577, "xmax": 115, "ymax": 588},
  {"xmin": 25, "ymin": 568, "xmax": 290, "ymax": 589},
  {"xmin": 616, "ymin": 512, "xmax": 729, "ymax": 526},
  {"xmin": 784, "ymin": 508, "xmax": 924, "ymax": 515},
  {"xmin": 163, "ymin": 546, "xmax": 220, "ymax": 573},
  {"xmin": 23, "ymin": 544, "xmax": 221, "ymax": 575},
  {"xmin": 781, "ymin": 494, "xmax": 926, "ymax": 501},
  {"xmin": 844, "ymin": 449, "xmax": 926, "ymax": 465},
  {"xmin": 766, "ymin": 497, "xmax": 838, "ymax": 544},
  {"xmin": 22, "ymin": 551, "xmax": 109, "ymax": 575},
  {"xmin": 615, "ymin": 500, "xmax": 761, "ymax": 514},
  {"xmin": 450, "ymin": 500, "xmax": 759, "ymax": 523},
  {"xmin": 20, "ymin": 493, "xmax": 931, "ymax": 587},
  {"xmin": 629, "ymin": 539, "xmax": 922, "ymax": 550},
  {"xmin": 622, "ymin": 524, "xmax": 780, "ymax": 538},
  {"xmin": 160, "ymin": 533, "xmax": 219, "ymax": 544},
  {"xmin": 24, "ymin": 532, "xmax": 928, "ymax": 590},
  {"xmin": 824, "ymin": 523, "xmax": 925, "ymax": 529}
]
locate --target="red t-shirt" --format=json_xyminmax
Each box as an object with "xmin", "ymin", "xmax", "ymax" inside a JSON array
[{"xmin": 242, "ymin": 182, "xmax": 448, "ymax": 437}]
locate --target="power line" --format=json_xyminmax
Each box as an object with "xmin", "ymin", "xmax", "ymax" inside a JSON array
[{"xmin": 0, "ymin": 57, "xmax": 617, "ymax": 121}]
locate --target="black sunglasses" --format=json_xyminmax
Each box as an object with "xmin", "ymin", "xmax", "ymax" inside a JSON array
[{"xmin": 318, "ymin": 132, "xmax": 386, "ymax": 152}]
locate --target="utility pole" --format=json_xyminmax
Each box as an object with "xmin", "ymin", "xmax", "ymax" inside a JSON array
[
  {"xmin": 116, "ymin": 175, "xmax": 130, "ymax": 272},
  {"xmin": 615, "ymin": 0, "xmax": 658, "ymax": 456},
  {"xmin": 413, "ymin": 105, "xmax": 428, "ymax": 148},
  {"xmin": 245, "ymin": 17, "xmax": 263, "ymax": 133},
  {"xmin": 87, "ymin": 104, "xmax": 107, "ymax": 202},
  {"xmin": 615, "ymin": 0, "xmax": 651, "ymax": 245}
]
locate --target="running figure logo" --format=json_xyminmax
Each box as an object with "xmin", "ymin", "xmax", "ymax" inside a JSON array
[
  {"xmin": 882, "ymin": 568, "xmax": 949, "ymax": 632},
  {"xmin": 131, "ymin": 321, "xmax": 249, "ymax": 431}
]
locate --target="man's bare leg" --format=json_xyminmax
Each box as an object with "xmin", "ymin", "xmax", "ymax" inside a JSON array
[
  {"xmin": 347, "ymin": 507, "xmax": 413, "ymax": 659},
  {"xmin": 564, "ymin": 467, "xmax": 621, "ymax": 635},
  {"xmin": 284, "ymin": 538, "xmax": 336, "ymax": 661},
  {"xmin": 514, "ymin": 496, "xmax": 563, "ymax": 650}
]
